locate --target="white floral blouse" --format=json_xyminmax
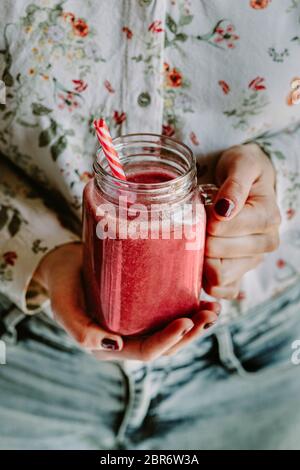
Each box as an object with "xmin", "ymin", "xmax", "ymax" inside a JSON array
[{"xmin": 0, "ymin": 0, "xmax": 299, "ymax": 321}]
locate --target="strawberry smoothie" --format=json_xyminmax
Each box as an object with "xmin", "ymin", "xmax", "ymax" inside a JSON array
[{"xmin": 82, "ymin": 170, "xmax": 205, "ymax": 336}]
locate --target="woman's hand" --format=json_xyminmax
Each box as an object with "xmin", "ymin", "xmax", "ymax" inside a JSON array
[
  {"xmin": 34, "ymin": 243, "xmax": 220, "ymax": 361},
  {"xmin": 204, "ymin": 143, "xmax": 281, "ymax": 299}
]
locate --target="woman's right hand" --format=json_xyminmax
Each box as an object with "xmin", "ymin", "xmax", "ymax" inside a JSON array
[{"xmin": 34, "ymin": 242, "xmax": 220, "ymax": 362}]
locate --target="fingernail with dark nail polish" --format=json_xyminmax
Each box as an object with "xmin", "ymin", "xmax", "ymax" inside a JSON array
[
  {"xmin": 101, "ymin": 338, "xmax": 119, "ymax": 351},
  {"xmin": 214, "ymin": 198, "xmax": 235, "ymax": 217},
  {"xmin": 204, "ymin": 321, "xmax": 217, "ymax": 330}
]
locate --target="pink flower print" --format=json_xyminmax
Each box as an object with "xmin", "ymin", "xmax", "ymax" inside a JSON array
[
  {"xmin": 72, "ymin": 79, "xmax": 88, "ymax": 93},
  {"xmin": 250, "ymin": 0, "xmax": 271, "ymax": 10},
  {"xmin": 79, "ymin": 171, "xmax": 93, "ymax": 183},
  {"xmin": 148, "ymin": 20, "xmax": 164, "ymax": 33},
  {"xmin": 287, "ymin": 77, "xmax": 300, "ymax": 106},
  {"xmin": 63, "ymin": 12, "xmax": 75, "ymax": 23},
  {"xmin": 54, "ymin": 78, "xmax": 84, "ymax": 111},
  {"xmin": 197, "ymin": 20, "xmax": 239, "ymax": 50},
  {"xmin": 275, "ymin": 258, "xmax": 297, "ymax": 281},
  {"xmin": 162, "ymin": 124, "xmax": 175, "ymax": 137},
  {"xmin": 58, "ymin": 92, "xmax": 79, "ymax": 112},
  {"xmin": 122, "ymin": 27, "xmax": 133, "ymax": 39},
  {"xmin": 3, "ymin": 251, "xmax": 17, "ymax": 266},
  {"xmin": 218, "ymin": 80, "xmax": 230, "ymax": 94},
  {"xmin": 286, "ymin": 208, "xmax": 296, "ymax": 220},
  {"xmin": 213, "ymin": 23, "xmax": 239, "ymax": 49},
  {"xmin": 248, "ymin": 76, "xmax": 266, "ymax": 91},
  {"xmin": 113, "ymin": 111, "xmax": 126, "ymax": 125},
  {"xmin": 72, "ymin": 18, "xmax": 89, "ymax": 37},
  {"xmin": 276, "ymin": 259, "xmax": 286, "ymax": 269},
  {"xmin": 237, "ymin": 291, "xmax": 246, "ymax": 301},
  {"xmin": 190, "ymin": 131, "xmax": 200, "ymax": 146},
  {"xmin": 104, "ymin": 80, "xmax": 115, "ymax": 93}
]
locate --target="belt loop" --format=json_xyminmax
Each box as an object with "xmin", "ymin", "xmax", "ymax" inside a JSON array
[
  {"xmin": 0, "ymin": 309, "xmax": 27, "ymax": 344},
  {"xmin": 215, "ymin": 325, "xmax": 249, "ymax": 377}
]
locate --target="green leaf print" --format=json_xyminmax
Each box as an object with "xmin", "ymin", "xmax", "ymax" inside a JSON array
[
  {"xmin": 31, "ymin": 103, "xmax": 52, "ymax": 116},
  {"xmin": 32, "ymin": 239, "xmax": 48, "ymax": 254},
  {"xmin": 8, "ymin": 212, "xmax": 21, "ymax": 237},
  {"xmin": 166, "ymin": 15, "xmax": 177, "ymax": 34},
  {"xmin": 175, "ymin": 33, "xmax": 188, "ymax": 42},
  {"xmin": 39, "ymin": 129, "xmax": 52, "ymax": 147},
  {"xmin": 224, "ymin": 84, "xmax": 269, "ymax": 130},
  {"xmin": 2, "ymin": 111, "xmax": 13, "ymax": 120},
  {"xmin": 50, "ymin": 119, "xmax": 58, "ymax": 135},
  {"xmin": 50, "ymin": 136, "xmax": 67, "ymax": 161},
  {"xmin": 25, "ymin": 4, "xmax": 39, "ymax": 16},
  {"xmin": 286, "ymin": 0, "xmax": 300, "ymax": 14},
  {"xmin": 273, "ymin": 150, "xmax": 285, "ymax": 160},
  {"xmin": 0, "ymin": 206, "xmax": 9, "ymax": 230},
  {"xmin": 179, "ymin": 15, "xmax": 193, "ymax": 27},
  {"xmin": 16, "ymin": 119, "xmax": 38, "ymax": 128},
  {"xmin": 2, "ymin": 68, "xmax": 14, "ymax": 87},
  {"xmin": 49, "ymin": 5, "xmax": 64, "ymax": 24},
  {"xmin": 164, "ymin": 6, "xmax": 194, "ymax": 50},
  {"xmin": 132, "ymin": 54, "xmax": 143, "ymax": 62},
  {"xmin": 268, "ymin": 47, "xmax": 289, "ymax": 63}
]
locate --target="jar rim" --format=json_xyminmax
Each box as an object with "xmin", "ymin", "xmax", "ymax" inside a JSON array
[{"xmin": 93, "ymin": 132, "xmax": 195, "ymax": 192}]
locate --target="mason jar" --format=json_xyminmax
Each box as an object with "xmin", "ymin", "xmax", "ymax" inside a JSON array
[{"xmin": 82, "ymin": 133, "xmax": 215, "ymax": 337}]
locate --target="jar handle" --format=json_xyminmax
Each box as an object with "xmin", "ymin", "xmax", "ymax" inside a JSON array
[{"xmin": 198, "ymin": 184, "xmax": 219, "ymax": 206}]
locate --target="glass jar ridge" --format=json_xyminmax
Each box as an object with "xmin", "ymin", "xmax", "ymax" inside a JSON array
[{"xmin": 93, "ymin": 133, "xmax": 197, "ymax": 205}]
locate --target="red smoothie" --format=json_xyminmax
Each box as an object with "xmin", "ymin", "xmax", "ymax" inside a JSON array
[{"xmin": 82, "ymin": 169, "xmax": 205, "ymax": 337}]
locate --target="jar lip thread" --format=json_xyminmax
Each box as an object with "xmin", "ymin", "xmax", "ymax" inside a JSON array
[{"xmin": 94, "ymin": 133, "xmax": 196, "ymax": 192}]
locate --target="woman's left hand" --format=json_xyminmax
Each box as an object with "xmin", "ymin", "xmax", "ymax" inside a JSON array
[{"xmin": 204, "ymin": 143, "xmax": 281, "ymax": 299}]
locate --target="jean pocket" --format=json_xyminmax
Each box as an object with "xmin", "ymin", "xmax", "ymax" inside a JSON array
[{"xmin": 231, "ymin": 282, "xmax": 300, "ymax": 373}]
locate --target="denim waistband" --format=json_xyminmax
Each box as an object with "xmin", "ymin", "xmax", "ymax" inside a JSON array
[{"xmin": 1, "ymin": 280, "xmax": 300, "ymax": 369}]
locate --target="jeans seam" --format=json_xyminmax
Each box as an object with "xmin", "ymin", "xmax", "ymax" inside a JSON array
[
  {"xmin": 116, "ymin": 365, "xmax": 152, "ymax": 445},
  {"xmin": 215, "ymin": 326, "xmax": 250, "ymax": 377}
]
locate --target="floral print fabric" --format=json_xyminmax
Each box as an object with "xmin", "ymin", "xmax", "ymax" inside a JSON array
[{"xmin": 0, "ymin": 0, "xmax": 299, "ymax": 319}]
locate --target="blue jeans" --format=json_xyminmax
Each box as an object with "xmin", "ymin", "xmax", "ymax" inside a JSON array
[{"xmin": 0, "ymin": 282, "xmax": 300, "ymax": 450}]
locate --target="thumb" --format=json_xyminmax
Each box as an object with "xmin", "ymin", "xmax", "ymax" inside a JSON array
[{"xmin": 213, "ymin": 150, "xmax": 260, "ymax": 220}]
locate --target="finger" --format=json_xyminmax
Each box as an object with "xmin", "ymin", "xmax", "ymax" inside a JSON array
[
  {"xmin": 205, "ymin": 230, "xmax": 280, "ymax": 258},
  {"xmin": 199, "ymin": 300, "xmax": 222, "ymax": 315},
  {"xmin": 94, "ymin": 317, "xmax": 194, "ymax": 362},
  {"xmin": 163, "ymin": 309, "xmax": 219, "ymax": 357},
  {"xmin": 204, "ymin": 256, "xmax": 264, "ymax": 288},
  {"xmin": 91, "ymin": 304, "xmax": 220, "ymax": 361},
  {"xmin": 203, "ymin": 279, "xmax": 241, "ymax": 299},
  {"xmin": 213, "ymin": 148, "xmax": 261, "ymax": 220},
  {"xmin": 134, "ymin": 302, "xmax": 221, "ymax": 359},
  {"xmin": 50, "ymin": 265, "xmax": 123, "ymax": 352},
  {"xmin": 132, "ymin": 317, "xmax": 195, "ymax": 361},
  {"xmin": 207, "ymin": 196, "xmax": 281, "ymax": 237},
  {"xmin": 52, "ymin": 300, "xmax": 123, "ymax": 352}
]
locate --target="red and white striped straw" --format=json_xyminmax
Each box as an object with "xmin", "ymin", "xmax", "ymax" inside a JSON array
[{"xmin": 93, "ymin": 118, "xmax": 126, "ymax": 181}]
